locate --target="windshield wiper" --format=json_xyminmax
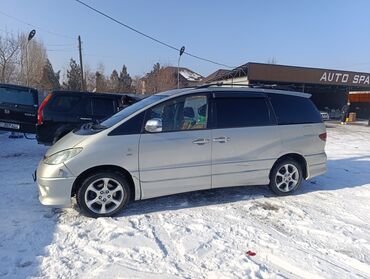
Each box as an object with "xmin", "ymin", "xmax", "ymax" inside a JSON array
[
  {"xmin": 91, "ymin": 123, "xmax": 107, "ymax": 130},
  {"xmin": 81, "ymin": 122, "xmax": 107, "ymax": 131}
]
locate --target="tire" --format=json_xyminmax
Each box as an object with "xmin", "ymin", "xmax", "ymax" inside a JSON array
[
  {"xmin": 269, "ymin": 159, "xmax": 302, "ymax": 196},
  {"xmin": 77, "ymin": 172, "xmax": 131, "ymax": 218}
]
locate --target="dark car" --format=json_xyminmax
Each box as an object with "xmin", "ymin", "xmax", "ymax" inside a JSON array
[
  {"xmin": 36, "ymin": 90, "xmax": 140, "ymax": 145},
  {"xmin": 0, "ymin": 83, "xmax": 39, "ymax": 133}
]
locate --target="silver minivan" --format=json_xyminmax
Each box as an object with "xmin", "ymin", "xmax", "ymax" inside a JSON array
[{"xmin": 36, "ymin": 86, "xmax": 327, "ymax": 217}]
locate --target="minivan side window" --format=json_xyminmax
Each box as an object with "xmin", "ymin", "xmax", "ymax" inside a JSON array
[
  {"xmin": 215, "ymin": 97, "xmax": 273, "ymax": 128},
  {"xmin": 146, "ymin": 95, "xmax": 208, "ymax": 132},
  {"xmin": 92, "ymin": 98, "xmax": 115, "ymax": 117},
  {"xmin": 49, "ymin": 95, "xmax": 81, "ymax": 112},
  {"xmin": 268, "ymin": 94, "xmax": 322, "ymax": 125}
]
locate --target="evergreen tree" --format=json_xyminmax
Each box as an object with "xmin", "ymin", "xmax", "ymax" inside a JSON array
[
  {"xmin": 63, "ymin": 59, "xmax": 82, "ymax": 91},
  {"xmin": 109, "ymin": 69, "xmax": 120, "ymax": 92},
  {"xmin": 145, "ymin": 62, "xmax": 162, "ymax": 93},
  {"xmin": 118, "ymin": 65, "xmax": 133, "ymax": 92},
  {"xmin": 39, "ymin": 59, "xmax": 60, "ymax": 91},
  {"xmin": 152, "ymin": 62, "xmax": 161, "ymax": 73}
]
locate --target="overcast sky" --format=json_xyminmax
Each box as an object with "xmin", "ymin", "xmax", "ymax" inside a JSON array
[{"xmin": 1, "ymin": 0, "xmax": 370, "ymax": 77}]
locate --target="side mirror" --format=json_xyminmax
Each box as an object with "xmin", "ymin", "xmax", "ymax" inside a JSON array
[{"xmin": 145, "ymin": 118, "xmax": 162, "ymax": 133}]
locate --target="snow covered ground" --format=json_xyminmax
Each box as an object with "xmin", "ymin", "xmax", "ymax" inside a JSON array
[{"xmin": 0, "ymin": 123, "xmax": 370, "ymax": 278}]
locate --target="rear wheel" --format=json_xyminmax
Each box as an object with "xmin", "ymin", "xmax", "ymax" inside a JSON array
[
  {"xmin": 269, "ymin": 159, "xmax": 302, "ymax": 195},
  {"xmin": 77, "ymin": 172, "xmax": 131, "ymax": 218}
]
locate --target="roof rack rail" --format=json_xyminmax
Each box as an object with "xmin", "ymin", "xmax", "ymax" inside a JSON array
[
  {"xmin": 196, "ymin": 82, "xmax": 253, "ymax": 89},
  {"xmin": 195, "ymin": 82, "xmax": 289, "ymax": 89}
]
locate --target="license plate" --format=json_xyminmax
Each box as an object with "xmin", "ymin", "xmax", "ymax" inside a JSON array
[{"xmin": 0, "ymin": 122, "xmax": 20, "ymax": 130}]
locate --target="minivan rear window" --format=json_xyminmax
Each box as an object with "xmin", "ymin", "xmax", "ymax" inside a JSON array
[
  {"xmin": 268, "ymin": 94, "xmax": 322, "ymax": 125},
  {"xmin": 0, "ymin": 87, "xmax": 35, "ymax": 106}
]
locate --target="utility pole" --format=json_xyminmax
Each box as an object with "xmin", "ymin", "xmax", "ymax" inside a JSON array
[{"xmin": 78, "ymin": 35, "xmax": 85, "ymax": 91}]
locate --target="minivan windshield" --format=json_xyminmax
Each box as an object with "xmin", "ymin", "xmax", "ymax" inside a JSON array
[
  {"xmin": 0, "ymin": 87, "xmax": 35, "ymax": 106},
  {"xmin": 101, "ymin": 95, "xmax": 167, "ymax": 128}
]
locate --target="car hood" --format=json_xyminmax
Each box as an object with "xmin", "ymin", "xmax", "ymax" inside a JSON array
[{"xmin": 45, "ymin": 131, "xmax": 87, "ymax": 157}]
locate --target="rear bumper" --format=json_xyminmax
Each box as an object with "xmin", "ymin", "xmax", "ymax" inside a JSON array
[
  {"xmin": 307, "ymin": 162, "xmax": 327, "ymax": 178},
  {"xmin": 306, "ymin": 152, "xmax": 327, "ymax": 179},
  {"xmin": 36, "ymin": 124, "xmax": 53, "ymax": 145},
  {"xmin": 36, "ymin": 162, "xmax": 76, "ymax": 208}
]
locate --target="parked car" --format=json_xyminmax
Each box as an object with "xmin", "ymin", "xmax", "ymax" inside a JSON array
[
  {"xmin": 320, "ymin": 111, "xmax": 330, "ymax": 121},
  {"xmin": 36, "ymin": 90, "xmax": 140, "ymax": 145},
  {"xmin": 35, "ymin": 85, "xmax": 327, "ymax": 217},
  {"xmin": 0, "ymin": 83, "xmax": 39, "ymax": 133}
]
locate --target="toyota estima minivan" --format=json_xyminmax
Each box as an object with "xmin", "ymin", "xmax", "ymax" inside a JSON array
[{"xmin": 36, "ymin": 85, "xmax": 327, "ymax": 217}]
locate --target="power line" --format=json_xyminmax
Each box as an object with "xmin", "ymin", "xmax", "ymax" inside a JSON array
[
  {"xmin": 44, "ymin": 43, "xmax": 76, "ymax": 47},
  {"xmin": 0, "ymin": 10, "xmax": 75, "ymax": 40},
  {"xmin": 46, "ymin": 48, "xmax": 77, "ymax": 52},
  {"xmin": 74, "ymin": 0, "xmax": 235, "ymax": 68},
  {"xmin": 1, "ymin": 26, "xmax": 76, "ymax": 53}
]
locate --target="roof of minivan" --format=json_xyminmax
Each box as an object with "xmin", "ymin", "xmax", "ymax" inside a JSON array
[{"xmin": 156, "ymin": 86, "xmax": 311, "ymax": 98}]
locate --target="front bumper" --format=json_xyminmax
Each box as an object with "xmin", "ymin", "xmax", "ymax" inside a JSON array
[{"xmin": 36, "ymin": 161, "xmax": 76, "ymax": 208}]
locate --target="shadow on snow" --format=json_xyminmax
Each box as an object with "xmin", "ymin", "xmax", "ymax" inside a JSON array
[{"xmin": 118, "ymin": 156, "xmax": 370, "ymax": 217}]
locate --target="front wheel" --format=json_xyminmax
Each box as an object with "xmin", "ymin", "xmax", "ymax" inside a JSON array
[
  {"xmin": 269, "ymin": 159, "xmax": 302, "ymax": 195},
  {"xmin": 77, "ymin": 172, "xmax": 131, "ymax": 217}
]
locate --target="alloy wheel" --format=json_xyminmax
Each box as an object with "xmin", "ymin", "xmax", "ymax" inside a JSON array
[
  {"xmin": 275, "ymin": 164, "xmax": 299, "ymax": 193},
  {"xmin": 84, "ymin": 178, "xmax": 124, "ymax": 214}
]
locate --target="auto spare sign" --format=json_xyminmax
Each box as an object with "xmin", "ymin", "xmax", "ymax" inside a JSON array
[
  {"xmin": 319, "ymin": 72, "xmax": 370, "ymax": 85},
  {"xmin": 248, "ymin": 63, "xmax": 370, "ymax": 87}
]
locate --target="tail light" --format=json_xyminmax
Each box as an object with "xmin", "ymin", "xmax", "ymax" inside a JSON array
[
  {"xmin": 319, "ymin": 132, "xmax": 327, "ymax": 141},
  {"xmin": 37, "ymin": 93, "xmax": 53, "ymax": 125}
]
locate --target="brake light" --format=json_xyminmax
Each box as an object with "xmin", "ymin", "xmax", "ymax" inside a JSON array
[
  {"xmin": 319, "ymin": 132, "xmax": 327, "ymax": 141},
  {"xmin": 37, "ymin": 93, "xmax": 53, "ymax": 125}
]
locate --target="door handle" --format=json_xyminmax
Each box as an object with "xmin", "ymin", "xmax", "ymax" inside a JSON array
[
  {"xmin": 192, "ymin": 138, "xmax": 210, "ymax": 145},
  {"xmin": 213, "ymin": 136, "xmax": 230, "ymax": 143},
  {"xmin": 80, "ymin": 117, "xmax": 92, "ymax": 121}
]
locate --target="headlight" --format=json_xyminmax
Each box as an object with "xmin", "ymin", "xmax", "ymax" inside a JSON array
[{"xmin": 44, "ymin": 148, "xmax": 83, "ymax": 165}]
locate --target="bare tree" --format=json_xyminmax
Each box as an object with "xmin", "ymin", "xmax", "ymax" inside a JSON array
[
  {"xmin": 0, "ymin": 33, "xmax": 20, "ymax": 83},
  {"xmin": 144, "ymin": 63, "xmax": 181, "ymax": 94},
  {"xmin": 84, "ymin": 64, "xmax": 96, "ymax": 92},
  {"xmin": 266, "ymin": 56, "xmax": 278, "ymax": 64},
  {"xmin": 132, "ymin": 75, "xmax": 143, "ymax": 94}
]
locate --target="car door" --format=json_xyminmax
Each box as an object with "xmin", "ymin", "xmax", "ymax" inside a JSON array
[
  {"xmin": 211, "ymin": 92, "xmax": 281, "ymax": 188},
  {"xmin": 139, "ymin": 93, "xmax": 212, "ymax": 199}
]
